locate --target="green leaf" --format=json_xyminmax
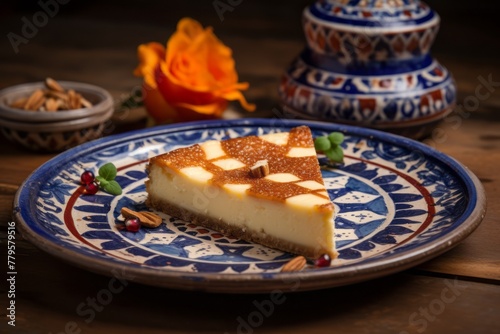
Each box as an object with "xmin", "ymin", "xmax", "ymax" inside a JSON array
[
  {"xmin": 99, "ymin": 163, "xmax": 117, "ymax": 181},
  {"xmin": 325, "ymin": 146, "xmax": 344, "ymax": 163},
  {"xmin": 314, "ymin": 136, "xmax": 331, "ymax": 151},
  {"xmin": 95, "ymin": 175, "xmax": 109, "ymax": 185},
  {"xmin": 102, "ymin": 180, "xmax": 122, "ymax": 195},
  {"xmin": 328, "ymin": 132, "xmax": 345, "ymax": 145}
]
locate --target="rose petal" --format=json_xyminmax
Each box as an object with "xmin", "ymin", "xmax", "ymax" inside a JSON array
[
  {"xmin": 165, "ymin": 19, "xmax": 238, "ymax": 91},
  {"xmin": 155, "ymin": 64, "xmax": 217, "ymax": 105},
  {"xmin": 177, "ymin": 18, "xmax": 204, "ymax": 40},
  {"xmin": 218, "ymin": 89, "xmax": 256, "ymax": 112},
  {"xmin": 175, "ymin": 101, "xmax": 227, "ymax": 116},
  {"xmin": 142, "ymin": 83, "xmax": 178, "ymax": 123},
  {"xmin": 134, "ymin": 42, "xmax": 165, "ymax": 89}
]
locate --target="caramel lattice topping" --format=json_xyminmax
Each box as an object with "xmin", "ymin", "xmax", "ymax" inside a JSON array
[{"xmin": 151, "ymin": 126, "xmax": 333, "ymax": 211}]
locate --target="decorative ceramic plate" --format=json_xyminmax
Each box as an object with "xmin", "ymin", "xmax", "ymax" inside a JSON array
[{"xmin": 14, "ymin": 119, "xmax": 486, "ymax": 293}]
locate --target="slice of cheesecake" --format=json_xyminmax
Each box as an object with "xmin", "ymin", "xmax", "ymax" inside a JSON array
[{"xmin": 146, "ymin": 126, "xmax": 336, "ymax": 258}]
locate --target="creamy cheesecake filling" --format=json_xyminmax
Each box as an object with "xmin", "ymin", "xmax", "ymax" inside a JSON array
[{"xmin": 147, "ymin": 164, "xmax": 335, "ymax": 257}]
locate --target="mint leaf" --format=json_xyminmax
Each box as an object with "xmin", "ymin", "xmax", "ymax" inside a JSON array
[
  {"xmin": 99, "ymin": 162, "xmax": 117, "ymax": 181},
  {"xmin": 95, "ymin": 175, "xmax": 109, "ymax": 185},
  {"xmin": 314, "ymin": 136, "xmax": 331, "ymax": 151},
  {"xmin": 328, "ymin": 132, "xmax": 344, "ymax": 145},
  {"xmin": 102, "ymin": 180, "xmax": 122, "ymax": 195},
  {"xmin": 325, "ymin": 146, "xmax": 344, "ymax": 163}
]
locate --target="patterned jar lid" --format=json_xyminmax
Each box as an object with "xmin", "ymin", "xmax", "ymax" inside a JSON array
[
  {"xmin": 305, "ymin": 0, "xmax": 439, "ymax": 33},
  {"xmin": 303, "ymin": 0, "xmax": 441, "ymax": 63}
]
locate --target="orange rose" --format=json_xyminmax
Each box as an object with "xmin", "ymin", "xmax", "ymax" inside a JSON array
[{"xmin": 134, "ymin": 18, "xmax": 255, "ymax": 124}]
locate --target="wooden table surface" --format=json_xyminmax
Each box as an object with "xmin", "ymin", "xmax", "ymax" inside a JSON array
[{"xmin": 1, "ymin": 1, "xmax": 499, "ymax": 333}]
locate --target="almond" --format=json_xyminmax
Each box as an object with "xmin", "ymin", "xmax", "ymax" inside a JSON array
[
  {"xmin": 67, "ymin": 89, "xmax": 77, "ymax": 109},
  {"xmin": 74, "ymin": 92, "xmax": 84, "ymax": 109},
  {"xmin": 281, "ymin": 256, "xmax": 307, "ymax": 272},
  {"xmin": 58, "ymin": 100, "xmax": 70, "ymax": 110},
  {"xmin": 10, "ymin": 97, "xmax": 28, "ymax": 109},
  {"xmin": 45, "ymin": 77, "xmax": 64, "ymax": 93},
  {"xmin": 80, "ymin": 96, "xmax": 92, "ymax": 108},
  {"xmin": 250, "ymin": 160, "xmax": 270, "ymax": 178},
  {"xmin": 11, "ymin": 78, "xmax": 93, "ymax": 112},
  {"xmin": 24, "ymin": 89, "xmax": 45, "ymax": 111},
  {"xmin": 45, "ymin": 98, "xmax": 59, "ymax": 111},
  {"xmin": 46, "ymin": 90, "xmax": 69, "ymax": 102},
  {"xmin": 137, "ymin": 211, "xmax": 163, "ymax": 228},
  {"xmin": 121, "ymin": 207, "xmax": 163, "ymax": 228}
]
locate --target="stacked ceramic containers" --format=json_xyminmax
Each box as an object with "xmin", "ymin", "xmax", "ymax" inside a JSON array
[{"xmin": 279, "ymin": 0, "xmax": 456, "ymax": 138}]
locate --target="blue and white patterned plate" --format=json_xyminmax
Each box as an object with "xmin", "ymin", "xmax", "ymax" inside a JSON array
[{"xmin": 14, "ymin": 119, "xmax": 486, "ymax": 293}]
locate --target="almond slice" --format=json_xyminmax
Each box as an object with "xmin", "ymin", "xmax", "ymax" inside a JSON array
[
  {"xmin": 138, "ymin": 211, "xmax": 163, "ymax": 228},
  {"xmin": 121, "ymin": 207, "xmax": 163, "ymax": 228},
  {"xmin": 281, "ymin": 256, "xmax": 307, "ymax": 272},
  {"xmin": 67, "ymin": 89, "xmax": 75, "ymax": 108},
  {"xmin": 10, "ymin": 97, "xmax": 28, "ymax": 109},
  {"xmin": 57, "ymin": 100, "xmax": 68, "ymax": 110},
  {"xmin": 73, "ymin": 92, "xmax": 83, "ymax": 109},
  {"xmin": 45, "ymin": 98, "xmax": 59, "ymax": 112},
  {"xmin": 68, "ymin": 89, "xmax": 84, "ymax": 109},
  {"xmin": 46, "ymin": 90, "xmax": 69, "ymax": 102},
  {"xmin": 32, "ymin": 97, "xmax": 46, "ymax": 111},
  {"xmin": 11, "ymin": 79, "xmax": 92, "ymax": 112},
  {"xmin": 81, "ymin": 96, "xmax": 93, "ymax": 108},
  {"xmin": 45, "ymin": 77, "xmax": 65, "ymax": 93},
  {"xmin": 24, "ymin": 89, "xmax": 45, "ymax": 111},
  {"xmin": 250, "ymin": 160, "xmax": 270, "ymax": 178}
]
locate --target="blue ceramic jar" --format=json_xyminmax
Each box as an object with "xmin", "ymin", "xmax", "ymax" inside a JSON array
[{"xmin": 279, "ymin": 0, "xmax": 456, "ymax": 138}]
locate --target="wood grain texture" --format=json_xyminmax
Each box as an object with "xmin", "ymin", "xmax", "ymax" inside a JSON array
[{"xmin": 2, "ymin": 245, "xmax": 499, "ymax": 334}]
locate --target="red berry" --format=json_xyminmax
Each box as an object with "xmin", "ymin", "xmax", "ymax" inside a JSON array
[
  {"xmin": 125, "ymin": 218, "xmax": 141, "ymax": 232},
  {"xmin": 80, "ymin": 170, "xmax": 95, "ymax": 185},
  {"xmin": 84, "ymin": 181, "xmax": 99, "ymax": 195},
  {"xmin": 314, "ymin": 254, "xmax": 331, "ymax": 268}
]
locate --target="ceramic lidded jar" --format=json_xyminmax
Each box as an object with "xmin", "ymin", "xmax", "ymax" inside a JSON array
[{"xmin": 279, "ymin": 0, "xmax": 456, "ymax": 138}]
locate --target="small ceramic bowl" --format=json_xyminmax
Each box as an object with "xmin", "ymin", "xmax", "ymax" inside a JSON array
[
  {"xmin": 0, "ymin": 107, "xmax": 114, "ymax": 152},
  {"xmin": 0, "ymin": 81, "xmax": 115, "ymax": 151},
  {"xmin": 0, "ymin": 81, "xmax": 113, "ymax": 122}
]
